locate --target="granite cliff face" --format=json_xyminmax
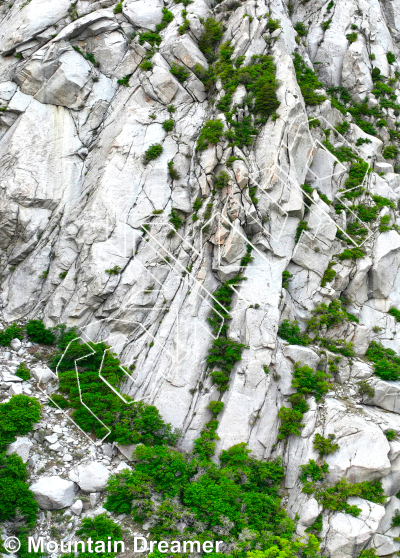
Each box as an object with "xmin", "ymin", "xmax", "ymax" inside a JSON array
[{"xmin": 3, "ymin": 0, "xmax": 400, "ymax": 554}]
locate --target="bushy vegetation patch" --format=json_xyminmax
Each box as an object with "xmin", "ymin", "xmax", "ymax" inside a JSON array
[
  {"xmin": 366, "ymin": 341, "xmax": 400, "ymax": 381},
  {"xmin": 293, "ymin": 53, "xmax": 326, "ymax": 106}
]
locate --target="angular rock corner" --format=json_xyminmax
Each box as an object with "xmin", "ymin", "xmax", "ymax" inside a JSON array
[{"xmin": 2, "ymin": 0, "xmax": 400, "ymax": 555}]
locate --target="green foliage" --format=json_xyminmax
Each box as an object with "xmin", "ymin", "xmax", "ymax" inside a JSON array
[
  {"xmin": 156, "ymin": 8, "xmax": 173, "ymax": 33},
  {"xmin": 383, "ymin": 145, "xmax": 399, "ymax": 159},
  {"xmin": 305, "ymin": 514, "xmax": 323, "ymax": 535},
  {"xmin": 15, "ymin": 362, "xmax": 30, "ymax": 381},
  {"xmin": 316, "ymin": 478, "xmax": 385, "ymax": 516},
  {"xmin": 0, "ymin": 395, "xmax": 41, "ymax": 450},
  {"xmin": 169, "ymin": 209, "xmax": 184, "ymax": 231},
  {"xmin": 277, "ymin": 407, "xmax": 304, "ymax": 440},
  {"xmin": 385, "ymin": 429, "xmax": 397, "ymax": 441},
  {"xmin": 208, "ymin": 401, "xmax": 224, "ymax": 415},
  {"xmin": 366, "ymin": 341, "xmax": 400, "ymax": 381},
  {"xmin": 64, "ymin": 513, "xmax": 123, "ymax": 558},
  {"xmin": 282, "ymin": 270, "xmax": 292, "ymax": 290},
  {"xmin": 50, "ymin": 334, "xmax": 178, "ymax": 446},
  {"xmin": 0, "ymin": 452, "xmax": 38, "ymax": 527},
  {"xmin": 170, "ymin": 62, "xmax": 189, "ymax": 83},
  {"xmin": 313, "ymin": 433, "xmax": 339, "ymax": 456},
  {"xmin": 0, "ymin": 323, "xmax": 23, "ymax": 346},
  {"xmin": 294, "ymin": 22, "xmax": 308, "ymax": 36},
  {"xmin": 321, "ymin": 263, "xmax": 336, "ymax": 287},
  {"xmin": 346, "ymin": 32, "xmax": 357, "ymax": 43},
  {"xmin": 167, "ymin": 161, "xmax": 180, "ymax": 180},
  {"xmin": 295, "ymin": 220, "xmax": 309, "ymax": 242},
  {"xmin": 196, "ymin": 119, "xmax": 224, "ymax": 150},
  {"xmin": 214, "ymin": 171, "xmax": 230, "ymax": 189},
  {"xmin": 389, "ymin": 307, "xmax": 400, "ymax": 322},
  {"xmin": 254, "ymin": 82, "xmax": 280, "ymax": 117},
  {"xmin": 293, "ymin": 53, "xmax": 326, "ymax": 106},
  {"xmin": 198, "ymin": 17, "xmax": 224, "ymax": 62},
  {"xmin": 106, "ymin": 265, "xmax": 121, "ymax": 276},
  {"xmin": 387, "ymin": 51, "xmax": 396, "ymax": 65},
  {"xmin": 139, "ymin": 59, "xmax": 153, "ymax": 70},
  {"xmin": 117, "ymin": 74, "xmax": 131, "ymax": 87},
  {"xmin": 143, "ymin": 143, "xmax": 163, "ymax": 164},
  {"xmin": 300, "ymin": 459, "xmax": 329, "ymax": 483},
  {"xmin": 278, "ymin": 320, "xmax": 310, "ymax": 346},
  {"xmin": 335, "ymin": 121, "xmax": 349, "ymax": 135},
  {"xmin": 379, "ymin": 214, "xmax": 391, "ymax": 232},
  {"xmin": 162, "ymin": 119, "xmax": 174, "ymax": 132},
  {"xmin": 338, "ymin": 247, "xmax": 365, "ymax": 260},
  {"xmin": 26, "ymin": 319, "xmax": 55, "ymax": 344},
  {"xmin": 358, "ymin": 380, "xmax": 375, "ymax": 399},
  {"xmin": 113, "ymin": 2, "xmax": 122, "ymax": 13},
  {"xmin": 358, "ymin": 550, "xmax": 378, "ymax": 558},
  {"xmin": 292, "ymin": 362, "xmax": 330, "ymax": 401},
  {"xmin": 307, "ymin": 299, "xmax": 357, "ymax": 332}
]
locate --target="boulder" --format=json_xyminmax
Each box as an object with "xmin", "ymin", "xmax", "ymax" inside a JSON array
[
  {"xmin": 366, "ymin": 379, "xmax": 400, "ymax": 414},
  {"xmin": 69, "ymin": 461, "xmax": 111, "ymax": 492},
  {"xmin": 299, "ymin": 498, "xmax": 320, "ymax": 527},
  {"xmin": 31, "ymin": 367, "xmax": 56, "ymax": 384},
  {"xmin": 371, "ymin": 231, "xmax": 400, "ymax": 299},
  {"xmin": 6, "ymin": 437, "xmax": 33, "ymax": 462},
  {"xmin": 171, "ymin": 35, "xmax": 208, "ymax": 70},
  {"xmin": 10, "ymin": 338, "xmax": 22, "ymax": 351},
  {"xmin": 71, "ymin": 499, "xmax": 83, "ymax": 516},
  {"xmin": 30, "ymin": 476, "xmax": 77, "ymax": 510},
  {"xmin": 123, "ymin": 0, "xmax": 163, "ymax": 31}
]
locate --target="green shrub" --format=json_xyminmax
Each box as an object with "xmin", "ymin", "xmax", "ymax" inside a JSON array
[
  {"xmin": 196, "ymin": 119, "xmax": 224, "ymax": 150},
  {"xmin": 389, "ymin": 307, "xmax": 400, "ymax": 322},
  {"xmin": 0, "ymin": 452, "xmax": 38, "ymax": 527},
  {"xmin": 208, "ymin": 401, "xmax": 224, "ymax": 415},
  {"xmin": 338, "ymin": 247, "xmax": 365, "ymax": 260},
  {"xmin": 0, "ymin": 395, "xmax": 41, "ymax": 450},
  {"xmin": 358, "ymin": 550, "xmax": 378, "ymax": 558},
  {"xmin": 292, "ymin": 362, "xmax": 330, "ymax": 401},
  {"xmin": 0, "ymin": 323, "xmax": 23, "ymax": 346},
  {"xmin": 316, "ymin": 478, "xmax": 385, "ymax": 516},
  {"xmin": 26, "ymin": 319, "xmax": 55, "ymax": 344},
  {"xmin": 162, "ymin": 119, "xmax": 174, "ymax": 132},
  {"xmin": 277, "ymin": 407, "xmax": 304, "ymax": 439},
  {"xmin": 167, "ymin": 161, "xmax": 180, "ymax": 180},
  {"xmin": 321, "ymin": 263, "xmax": 336, "ymax": 287},
  {"xmin": 278, "ymin": 320, "xmax": 310, "ymax": 346},
  {"xmin": 170, "ymin": 62, "xmax": 190, "ymax": 83},
  {"xmin": 307, "ymin": 299, "xmax": 357, "ymax": 332},
  {"xmin": 300, "ymin": 459, "xmax": 329, "ymax": 483},
  {"xmin": 156, "ymin": 8, "xmax": 173, "ymax": 33},
  {"xmin": 346, "ymin": 32, "xmax": 357, "ymax": 43},
  {"xmin": 293, "ymin": 53, "xmax": 326, "ymax": 106},
  {"xmin": 383, "ymin": 145, "xmax": 399, "ymax": 159},
  {"xmin": 282, "ymin": 270, "xmax": 292, "ymax": 290},
  {"xmin": 254, "ymin": 82, "xmax": 279, "ymax": 117},
  {"xmin": 266, "ymin": 18, "xmax": 281, "ymax": 32},
  {"xmin": 366, "ymin": 341, "xmax": 400, "ymax": 381},
  {"xmin": 139, "ymin": 59, "xmax": 153, "ymax": 71},
  {"xmin": 385, "ymin": 429, "xmax": 397, "ymax": 441},
  {"xmin": 295, "ymin": 220, "xmax": 309, "ymax": 242},
  {"xmin": 387, "ymin": 52, "xmax": 396, "ymax": 65},
  {"xmin": 198, "ymin": 17, "xmax": 224, "ymax": 62},
  {"xmin": 106, "ymin": 265, "xmax": 121, "ymax": 275},
  {"xmin": 358, "ymin": 380, "xmax": 375, "ymax": 398},
  {"xmin": 143, "ymin": 143, "xmax": 163, "ymax": 164},
  {"xmin": 214, "ymin": 171, "xmax": 230, "ymax": 189},
  {"xmin": 335, "ymin": 121, "xmax": 349, "ymax": 135},
  {"xmin": 379, "ymin": 214, "xmax": 391, "ymax": 232},
  {"xmin": 169, "ymin": 209, "xmax": 184, "ymax": 231},
  {"xmin": 313, "ymin": 433, "xmax": 339, "ymax": 456},
  {"xmin": 113, "ymin": 2, "xmax": 122, "ymax": 13},
  {"xmin": 294, "ymin": 22, "xmax": 308, "ymax": 36},
  {"xmin": 117, "ymin": 74, "xmax": 130, "ymax": 87},
  {"xmin": 15, "ymin": 363, "xmax": 30, "ymax": 381}
]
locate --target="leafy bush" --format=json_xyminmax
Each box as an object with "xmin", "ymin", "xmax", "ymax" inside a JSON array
[
  {"xmin": 282, "ymin": 270, "xmax": 292, "ymax": 290},
  {"xmin": 106, "ymin": 265, "xmax": 121, "ymax": 275},
  {"xmin": 366, "ymin": 341, "xmax": 400, "ymax": 381},
  {"xmin": 0, "ymin": 452, "xmax": 38, "ymax": 527},
  {"xmin": 389, "ymin": 307, "xmax": 400, "ymax": 322},
  {"xmin": 162, "ymin": 119, "xmax": 174, "ymax": 132},
  {"xmin": 338, "ymin": 247, "xmax": 365, "ymax": 260},
  {"xmin": 346, "ymin": 32, "xmax": 357, "ymax": 43},
  {"xmin": 266, "ymin": 18, "xmax": 281, "ymax": 32},
  {"xmin": 295, "ymin": 220, "xmax": 309, "ymax": 242},
  {"xmin": 387, "ymin": 52, "xmax": 396, "ymax": 65},
  {"xmin": 26, "ymin": 319, "xmax": 55, "ymax": 344},
  {"xmin": 321, "ymin": 263, "xmax": 336, "ymax": 287},
  {"xmin": 300, "ymin": 459, "xmax": 329, "ymax": 483},
  {"xmin": 196, "ymin": 119, "xmax": 224, "ymax": 150},
  {"xmin": 293, "ymin": 53, "xmax": 326, "ymax": 106},
  {"xmin": 383, "ymin": 145, "xmax": 399, "ymax": 159},
  {"xmin": 0, "ymin": 323, "xmax": 24, "ymax": 346},
  {"xmin": 117, "ymin": 74, "xmax": 130, "ymax": 87},
  {"xmin": 358, "ymin": 380, "xmax": 375, "ymax": 398},
  {"xmin": 292, "ymin": 362, "xmax": 330, "ymax": 401},
  {"xmin": 307, "ymin": 299, "xmax": 357, "ymax": 332},
  {"xmin": 278, "ymin": 320, "xmax": 310, "ymax": 346},
  {"xmin": 167, "ymin": 161, "xmax": 180, "ymax": 180},
  {"xmin": 358, "ymin": 550, "xmax": 378, "ymax": 558},
  {"xmin": 170, "ymin": 63, "xmax": 190, "ymax": 83},
  {"xmin": 294, "ymin": 22, "xmax": 308, "ymax": 36},
  {"xmin": 254, "ymin": 82, "xmax": 280, "ymax": 117},
  {"xmin": 139, "ymin": 59, "xmax": 153, "ymax": 71},
  {"xmin": 313, "ymin": 433, "xmax": 339, "ymax": 456},
  {"xmin": 143, "ymin": 143, "xmax": 163, "ymax": 164},
  {"xmin": 15, "ymin": 363, "xmax": 30, "ymax": 381},
  {"xmin": 277, "ymin": 407, "xmax": 304, "ymax": 439},
  {"xmin": 208, "ymin": 401, "xmax": 224, "ymax": 415},
  {"xmin": 198, "ymin": 17, "xmax": 224, "ymax": 62},
  {"xmin": 214, "ymin": 171, "xmax": 230, "ymax": 189},
  {"xmin": 50, "ymin": 334, "xmax": 178, "ymax": 446},
  {"xmin": 156, "ymin": 8, "xmax": 173, "ymax": 33},
  {"xmin": 316, "ymin": 478, "xmax": 385, "ymax": 516},
  {"xmin": 113, "ymin": 2, "xmax": 122, "ymax": 13},
  {"xmin": 379, "ymin": 214, "xmax": 391, "ymax": 232},
  {"xmin": 385, "ymin": 429, "xmax": 397, "ymax": 441},
  {"xmin": 0, "ymin": 395, "xmax": 41, "ymax": 450},
  {"xmin": 335, "ymin": 121, "xmax": 350, "ymax": 135}
]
